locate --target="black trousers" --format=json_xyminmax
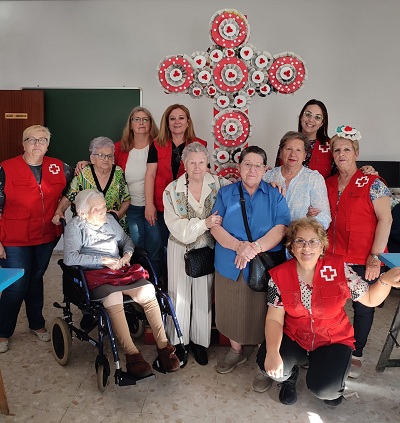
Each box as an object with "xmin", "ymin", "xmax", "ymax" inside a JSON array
[
  {"xmin": 257, "ymin": 333, "xmax": 352, "ymax": 401},
  {"xmin": 350, "ymin": 265, "xmax": 382, "ymax": 357}
]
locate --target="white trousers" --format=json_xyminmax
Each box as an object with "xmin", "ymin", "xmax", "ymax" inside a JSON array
[{"xmin": 166, "ymin": 239, "xmax": 213, "ymax": 347}]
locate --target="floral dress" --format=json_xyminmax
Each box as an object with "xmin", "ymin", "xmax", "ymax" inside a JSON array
[{"xmin": 65, "ymin": 164, "xmax": 130, "ymax": 234}]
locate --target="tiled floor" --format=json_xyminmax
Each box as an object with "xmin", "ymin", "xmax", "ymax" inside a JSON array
[{"xmin": 1, "ymin": 253, "xmax": 400, "ymax": 422}]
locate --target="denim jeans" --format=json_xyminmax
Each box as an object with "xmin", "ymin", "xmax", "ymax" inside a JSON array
[
  {"xmin": 126, "ymin": 204, "xmax": 161, "ymax": 275},
  {"xmin": 0, "ymin": 239, "xmax": 58, "ymax": 338}
]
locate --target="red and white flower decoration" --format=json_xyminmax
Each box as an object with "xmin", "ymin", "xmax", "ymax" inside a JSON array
[{"xmin": 336, "ymin": 125, "xmax": 362, "ymax": 141}]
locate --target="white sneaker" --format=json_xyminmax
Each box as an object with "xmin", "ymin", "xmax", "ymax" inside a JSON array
[
  {"xmin": 0, "ymin": 339, "xmax": 9, "ymax": 353},
  {"xmin": 30, "ymin": 329, "xmax": 51, "ymax": 342},
  {"xmin": 348, "ymin": 356, "xmax": 363, "ymax": 379}
]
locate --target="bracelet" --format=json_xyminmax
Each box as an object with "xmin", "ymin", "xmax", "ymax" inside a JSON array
[
  {"xmin": 370, "ymin": 253, "xmax": 380, "ymax": 261},
  {"xmin": 379, "ymin": 272, "xmax": 389, "ymax": 286},
  {"xmin": 254, "ymin": 241, "xmax": 263, "ymax": 253}
]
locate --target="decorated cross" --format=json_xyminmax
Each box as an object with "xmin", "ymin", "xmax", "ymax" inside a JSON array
[{"xmin": 157, "ymin": 8, "xmax": 307, "ymax": 180}]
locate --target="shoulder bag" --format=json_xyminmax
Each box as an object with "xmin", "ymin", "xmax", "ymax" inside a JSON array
[
  {"xmin": 183, "ymin": 175, "xmax": 215, "ymax": 278},
  {"xmin": 238, "ymin": 184, "xmax": 274, "ymax": 292}
]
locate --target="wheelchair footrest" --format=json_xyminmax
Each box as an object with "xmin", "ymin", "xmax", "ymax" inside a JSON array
[{"xmin": 114, "ymin": 369, "xmax": 155, "ymax": 386}]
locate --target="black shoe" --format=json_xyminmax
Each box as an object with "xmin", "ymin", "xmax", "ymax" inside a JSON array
[
  {"xmin": 190, "ymin": 341, "xmax": 208, "ymax": 365},
  {"xmin": 174, "ymin": 343, "xmax": 189, "ymax": 367},
  {"xmin": 279, "ymin": 366, "xmax": 299, "ymax": 405},
  {"xmin": 324, "ymin": 396, "xmax": 343, "ymax": 406}
]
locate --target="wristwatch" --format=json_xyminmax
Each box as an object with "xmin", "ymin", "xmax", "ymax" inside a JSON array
[{"xmin": 370, "ymin": 253, "xmax": 379, "ymax": 260}]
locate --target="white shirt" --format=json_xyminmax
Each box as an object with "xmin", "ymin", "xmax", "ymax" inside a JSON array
[
  {"xmin": 124, "ymin": 145, "xmax": 149, "ymax": 206},
  {"xmin": 263, "ymin": 166, "xmax": 331, "ymax": 229}
]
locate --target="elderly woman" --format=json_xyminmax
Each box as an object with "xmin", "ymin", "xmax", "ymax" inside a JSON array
[
  {"xmin": 63, "ymin": 189, "xmax": 180, "ymax": 377},
  {"xmin": 265, "ymin": 131, "xmax": 331, "ymax": 229},
  {"xmin": 163, "ymin": 142, "xmax": 229, "ymax": 365},
  {"xmin": 145, "ymin": 104, "xmax": 207, "ymax": 282},
  {"xmin": 0, "ymin": 125, "xmax": 73, "ymax": 353},
  {"xmin": 326, "ymin": 125, "xmax": 393, "ymax": 378},
  {"xmin": 256, "ymin": 218, "xmax": 400, "ymax": 406},
  {"xmin": 210, "ymin": 146, "xmax": 290, "ymax": 385},
  {"xmin": 75, "ymin": 107, "xmax": 161, "ymax": 272},
  {"xmin": 53, "ymin": 136, "xmax": 131, "ymax": 234}
]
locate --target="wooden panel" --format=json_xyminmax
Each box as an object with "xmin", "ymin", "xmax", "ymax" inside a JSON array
[{"xmin": 0, "ymin": 90, "xmax": 44, "ymax": 162}]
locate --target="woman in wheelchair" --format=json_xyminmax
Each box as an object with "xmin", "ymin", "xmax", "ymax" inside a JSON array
[{"xmin": 63, "ymin": 189, "xmax": 180, "ymax": 377}]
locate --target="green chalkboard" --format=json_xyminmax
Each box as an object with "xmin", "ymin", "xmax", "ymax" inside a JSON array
[{"xmin": 32, "ymin": 88, "xmax": 141, "ymax": 167}]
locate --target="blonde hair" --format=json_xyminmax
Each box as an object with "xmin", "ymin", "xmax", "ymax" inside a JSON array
[
  {"xmin": 330, "ymin": 135, "xmax": 359, "ymax": 155},
  {"xmin": 285, "ymin": 217, "xmax": 329, "ymax": 257},
  {"xmin": 23, "ymin": 125, "xmax": 51, "ymax": 142}
]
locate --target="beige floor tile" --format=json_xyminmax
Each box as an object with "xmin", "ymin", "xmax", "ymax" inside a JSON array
[{"xmin": 0, "ymin": 254, "xmax": 399, "ymax": 422}]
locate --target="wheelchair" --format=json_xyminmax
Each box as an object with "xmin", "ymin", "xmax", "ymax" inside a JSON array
[{"xmin": 51, "ymin": 246, "xmax": 187, "ymax": 392}]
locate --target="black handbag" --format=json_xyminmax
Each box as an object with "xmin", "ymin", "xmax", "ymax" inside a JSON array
[
  {"xmin": 238, "ymin": 184, "xmax": 275, "ymax": 292},
  {"xmin": 184, "ymin": 246, "xmax": 215, "ymax": 278},
  {"xmin": 183, "ymin": 174, "xmax": 215, "ymax": 278}
]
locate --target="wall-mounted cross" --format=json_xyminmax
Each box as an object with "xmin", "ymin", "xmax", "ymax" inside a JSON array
[{"xmin": 158, "ymin": 8, "xmax": 307, "ymax": 180}]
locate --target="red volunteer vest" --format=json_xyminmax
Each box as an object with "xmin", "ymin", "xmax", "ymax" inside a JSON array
[
  {"xmin": 153, "ymin": 137, "xmax": 207, "ymax": 211},
  {"xmin": 0, "ymin": 155, "xmax": 65, "ymax": 246},
  {"xmin": 114, "ymin": 141, "xmax": 129, "ymax": 170},
  {"xmin": 308, "ymin": 139, "xmax": 332, "ymax": 178},
  {"xmin": 269, "ymin": 256, "xmax": 355, "ymax": 351},
  {"xmin": 326, "ymin": 169, "xmax": 385, "ymax": 264}
]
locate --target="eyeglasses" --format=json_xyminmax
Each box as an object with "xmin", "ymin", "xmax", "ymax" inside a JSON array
[
  {"xmin": 24, "ymin": 137, "xmax": 49, "ymax": 145},
  {"xmin": 91, "ymin": 153, "xmax": 114, "ymax": 161},
  {"xmin": 241, "ymin": 162, "xmax": 265, "ymax": 172},
  {"xmin": 293, "ymin": 238, "xmax": 321, "ymax": 249},
  {"xmin": 303, "ymin": 111, "xmax": 323, "ymax": 122},
  {"xmin": 173, "ymin": 148, "xmax": 182, "ymax": 163},
  {"xmin": 131, "ymin": 117, "xmax": 150, "ymax": 124}
]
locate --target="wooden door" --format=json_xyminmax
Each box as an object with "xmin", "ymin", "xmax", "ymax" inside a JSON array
[{"xmin": 0, "ymin": 90, "xmax": 44, "ymax": 162}]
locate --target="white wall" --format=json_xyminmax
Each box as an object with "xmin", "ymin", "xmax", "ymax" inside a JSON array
[{"xmin": 1, "ymin": 0, "xmax": 399, "ymax": 162}]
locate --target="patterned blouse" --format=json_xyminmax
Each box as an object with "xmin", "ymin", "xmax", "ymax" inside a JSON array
[
  {"xmin": 268, "ymin": 263, "xmax": 370, "ymax": 311},
  {"xmin": 65, "ymin": 164, "xmax": 130, "ymax": 234}
]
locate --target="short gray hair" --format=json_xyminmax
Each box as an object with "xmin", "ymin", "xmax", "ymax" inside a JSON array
[
  {"xmin": 89, "ymin": 137, "xmax": 115, "ymax": 154},
  {"xmin": 181, "ymin": 142, "xmax": 209, "ymax": 165},
  {"xmin": 75, "ymin": 189, "xmax": 104, "ymax": 216}
]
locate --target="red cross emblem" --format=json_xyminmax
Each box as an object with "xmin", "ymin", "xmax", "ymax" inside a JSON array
[
  {"xmin": 355, "ymin": 176, "xmax": 369, "ymax": 188},
  {"xmin": 319, "ymin": 144, "xmax": 329, "ymax": 153},
  {"xmin": 320, "ymin": 265, "xmax": 337, "ymax": 282},
  {"xmin": 49, "ymin": 163, "xmax": 60, "ymax": 175}
]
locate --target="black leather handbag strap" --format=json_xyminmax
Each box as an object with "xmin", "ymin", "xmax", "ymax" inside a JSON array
[{"xmin": 238, "ymin": 183, "xmax": 254, "ymax": 243}]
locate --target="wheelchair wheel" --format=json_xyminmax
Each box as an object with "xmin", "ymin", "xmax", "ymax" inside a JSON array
[
  {"xmin": 51, "ymin": 317, "xmax": 72, "ymax": 366},
  {"xmin": 95, "ymin": 356, "xmax": 110, "ymax": 392},
  {"xmin": 128, "ymin": 318, "xmax": 145, "ymax": 339}
]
